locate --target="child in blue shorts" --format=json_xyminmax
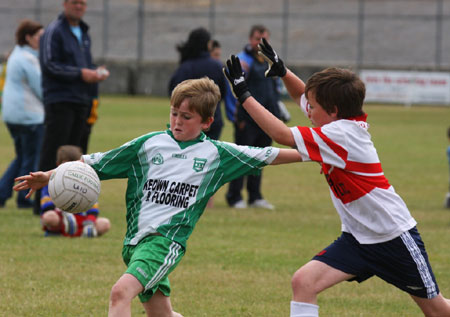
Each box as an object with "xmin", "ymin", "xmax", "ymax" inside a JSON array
[
  {"xmin": 14, "ymin": 77, "xmax": 302, "ymax": 317},
  {"xmin": 223, "ymin": 40, "xmax": 450, "ymax": 316}
]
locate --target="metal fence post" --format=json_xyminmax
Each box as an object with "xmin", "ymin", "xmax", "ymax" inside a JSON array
[
  {"xmin": 282, "ymin": 0, "xmax": 289, "ymax": 61},
  {"xmin": 102, "ymin": 0, "xmax": 109, "ymax": 59},
  {"xmin": 435, "ymin": 0, "xmax": 443, "ymax": 69},
  {"xmin": 356, "ymin": 0, "xmax": 365, "ymax": 71},
  {"xmin": 209, "ymin": 0, "xmax": 216, "ymax": 36},
  {"xmin": 34, "ymin": 0, "xmax": 42, "ymax": 22},
  {"xmin": 137, "ymin": 0, "xmax": 145, "ymax": 63}
]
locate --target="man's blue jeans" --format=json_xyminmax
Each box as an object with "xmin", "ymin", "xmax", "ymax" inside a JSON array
[{"xmin": 0, "ymin": 123, "xmax": 44, "ymax": 206}]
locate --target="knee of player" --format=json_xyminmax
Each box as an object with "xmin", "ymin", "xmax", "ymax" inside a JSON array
[
  {"xmin": 42, "ymin": 210, "xmax": 60, "ymax": 228},
  {"xmin": 109, "ymin": 282, "xmax": 130, "ymax": 305},
  {"xmin": 95, "ymin": 217, "xmax": 111, "ymax": 236},
  {"xmin": 291, "ymin": 268, "xmax": 312, "ymax": 292}
]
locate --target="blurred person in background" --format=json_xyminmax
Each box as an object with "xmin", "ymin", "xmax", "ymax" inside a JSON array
[
  {"xmin": 0, "ymin": 19, "xmax": 44, "ymax": 208},
  {"xmin": 209, "ymin": 39, "xmax": 238, "ymax": 125},
  {"xmin": 209, "ymin": 39, "xmax": 222, "ymax": 61},
  {"xmin": 169, "ymin": 28, "xmax": 228, "ymax": 208},
  {"xmin": 169, "ymin": 27, "xmax": 227, "ymax": 142},
  {"xmin": 225, "ymin": 24, "xmax": 281, "ymax": 210},
  {"xmin": 34, "ymin": 0, "xmax": 109, "ymax": 215},
  {"xmin": 40, "ymin": 145, "xmax": 110, "ymax": 238},
  {"xmin": 80, "ymin": 83, "xmax": 100, "ymax": 154}
]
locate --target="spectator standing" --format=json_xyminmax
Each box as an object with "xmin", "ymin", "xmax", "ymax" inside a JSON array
[
  {"xmin": 168, "ymin": 27, "xmax": 227, "ymax": 141},
  {"xmin": 209, "ymin": 39, "xmax": 222, "ymax": 61},
  {"xmin": 225, "ymin": 25, "xmax": 280, "ymax": 210},
  {"xmin": 209, "ymin": 39, "xmax": 238, "ymax": 124},
  {"xmin": 0, "ymin": 20, "xmax": 44, "ymax": 208},
  {"xmin": 34, "ymin": 0, "xmax": 109, "ymax": 215},
  {"xmin": 79, "ymin": 83, "xmax": 99, "ymax": 153}
]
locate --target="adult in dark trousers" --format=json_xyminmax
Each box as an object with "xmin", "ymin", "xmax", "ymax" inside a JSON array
[
  {"xmin": 79, "ymin": 83, "xmax": 99, "ymax": 154},
  {"xmin": 168, "ymin": 27, "xmax": 227, "ymax": 141},
  {"xmin": 225, "ymin": 25, "xmax": 280, "ymax": 210},
  {"xmin": 33, "ymin": 0, "xmax": 108, "ymax": 215},
  {"xmin": 0, "ymin": 20, "xmax": 44, "ymax": 208}
]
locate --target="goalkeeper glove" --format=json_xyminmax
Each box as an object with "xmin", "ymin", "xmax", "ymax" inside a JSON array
[
  {"xmin": 223, "ymin": 55, "xmax": 252, "ymax": 104},
  {"xmin": 258, "ymin": 38, "xmax": 287, "ymax": 78},
  {"xmin": 82, "ymin": 220, "xmax": 98, "ymax": 238}
]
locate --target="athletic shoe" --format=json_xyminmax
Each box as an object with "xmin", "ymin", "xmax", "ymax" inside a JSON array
[
  {"xmin": 231, "ymin": 200, "xmax": 247, "ymax": 209},
  {"xmin": 249, "ymin": 199, "xmax": 274, "ymax": 210}
]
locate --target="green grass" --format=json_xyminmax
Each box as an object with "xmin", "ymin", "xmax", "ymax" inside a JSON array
[{"xmin": 0, "ymin": 96, "xmax": 449, "ymax": 316}]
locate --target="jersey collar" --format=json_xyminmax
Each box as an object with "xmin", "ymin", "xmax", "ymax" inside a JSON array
[
  {"xmin": 347, "ymin": 113, "xmax": 368, "ymax": 122},
  {"xmin": 166, "ymin": 128, "xmax": 206, "ymax": 150}
]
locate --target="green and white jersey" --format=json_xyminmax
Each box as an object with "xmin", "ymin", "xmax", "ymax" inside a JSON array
[{"xmin": 82, "ymin": 129, "xmax": 279, "ymax": 248}]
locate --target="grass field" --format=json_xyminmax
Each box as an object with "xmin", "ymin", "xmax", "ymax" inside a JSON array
[{"xmin": 0, "ymin": 96, "xmax": 449, "ymax": 317}]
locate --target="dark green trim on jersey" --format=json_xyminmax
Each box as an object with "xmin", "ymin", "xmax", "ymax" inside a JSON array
[{"xmin": 166, "ymin": 129, "xmax": 206, "ymax": 150}]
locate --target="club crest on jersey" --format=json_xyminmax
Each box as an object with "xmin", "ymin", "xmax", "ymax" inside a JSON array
[
  {"xmin": 193, "ymin": 158, "xmax": 207, "ymax": 172},
  {"xmin": 152, "ymin": 153, "xmax": 164, "ymax": 165}
]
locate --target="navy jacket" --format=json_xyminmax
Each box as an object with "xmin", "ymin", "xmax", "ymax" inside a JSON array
[
  {"xmin": 39, "ymin": 13, "xmax": 96, "ymax": 106},
  {"xmin": 236, "ymin": 45, "xmax": 280, "ymax": 127},
  {"xmin": 168, "ymin": 52, "xmax": 227, "ymax": 131}
]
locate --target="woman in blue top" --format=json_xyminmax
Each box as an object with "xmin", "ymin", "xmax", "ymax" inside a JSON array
[{"xmin": 0, "ymin": 20, "xmax": 44, "ymax": 208}]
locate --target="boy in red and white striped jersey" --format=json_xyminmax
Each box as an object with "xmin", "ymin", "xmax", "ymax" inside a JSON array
[{"xmin": 224, "ymin": 39, "xmax": 450, "ymax": 316}]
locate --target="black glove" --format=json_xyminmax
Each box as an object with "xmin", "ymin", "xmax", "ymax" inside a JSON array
[
  {"xmin": 223, "ymin": 55, "xmax": 252, "ymax": 104},
  {"xmin": 258, "ymin": 38, "xmax": 287, "ymax": 78}
]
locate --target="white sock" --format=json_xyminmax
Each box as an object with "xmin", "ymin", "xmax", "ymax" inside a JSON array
[{"xmin": 290, "ymin": 301, "xmax": 319, "ymax": 317}]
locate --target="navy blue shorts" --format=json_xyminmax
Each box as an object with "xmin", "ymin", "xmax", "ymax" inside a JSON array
[{"xmin": 313, "ymin": 227, "xmax": 439, "ymax": 299}]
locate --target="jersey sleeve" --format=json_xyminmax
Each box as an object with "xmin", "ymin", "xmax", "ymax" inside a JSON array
[
  {"xmin": 290, "ymin": 122, "xmax": 348, "ymax": 169},
  {"xmin": 82, "ymin": 133, "xmax": 158, "ymax": 180},
  {"xmin": 216, "ymin": 141, "xmax": 279, "ymax": 184}
]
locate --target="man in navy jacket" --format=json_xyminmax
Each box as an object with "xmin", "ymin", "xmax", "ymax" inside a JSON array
[
  {"xmin": 34, "ymin": 0, "xmax": 108, "ymax": 215},
  {"xmin": 225, "ymin": 25, "xmax": 281, "ymax": 210}
]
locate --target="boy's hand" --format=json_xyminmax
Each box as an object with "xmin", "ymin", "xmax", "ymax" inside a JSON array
[
  {"xmin": 258, "ymin": 38, "xmax": 287, "ymax": 77},
  {"xmin": 223, "ymin": 55, "xmax": 252, "ymax": 104},
  {"xmin": 13, "ymin": 171, "xmax": 52, "ymax": 199}
]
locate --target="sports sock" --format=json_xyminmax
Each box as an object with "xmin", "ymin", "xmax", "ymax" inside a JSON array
[{"xmin": 290, "ymin": 301, "xmax": 319, "ymax": 317}]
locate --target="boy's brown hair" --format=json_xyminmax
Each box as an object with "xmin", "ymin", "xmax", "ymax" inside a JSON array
[
  {"xmin": 170, "ymin": 77, "xmax": 220, "ymax": 122},
  {"xmin": 56, "ymin": 145, "xmax": 83, "ymax": 165},
  {"xmin": 305, "ymin": 67, "xmax": 366, "ymax": 119}
]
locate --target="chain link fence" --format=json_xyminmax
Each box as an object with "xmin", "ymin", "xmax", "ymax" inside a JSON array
[{"xmin": 1, "ymin": 0, "xmax": 450, "ymax": 95}]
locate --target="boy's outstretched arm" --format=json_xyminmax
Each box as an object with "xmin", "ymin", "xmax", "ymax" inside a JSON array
[
  {"xmin": 257, "ymin": 38, "xmax": 306, "ymax": 105},
  {"xmin": 271, "ymin": 148, "xmax": 302, "ymax": 165},
  {"xmin": 223, "ymin": 55, "xmax": 295, "ymax": 147},
  {"xmin": 14, "ymin": 171, "xmax": 54, "ymax": 199}
]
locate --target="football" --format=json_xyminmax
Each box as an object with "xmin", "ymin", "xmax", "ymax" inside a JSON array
[{"xmin": 48, "ymin": 161, "xmax": 101, "ymax": 213}]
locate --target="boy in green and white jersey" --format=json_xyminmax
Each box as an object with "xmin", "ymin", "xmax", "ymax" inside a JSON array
[{"xmin": 14, "ymin": 77, "xmax": 301, "ymax": 317}]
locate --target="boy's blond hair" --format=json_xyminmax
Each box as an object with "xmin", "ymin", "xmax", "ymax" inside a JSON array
[
  {"xmin": 170, "ymin": 77, "xmax": 220, "ymax": 122},
  {"xmin": 56, "ymin": 145, "xmax": 83, "ymax": 165}
]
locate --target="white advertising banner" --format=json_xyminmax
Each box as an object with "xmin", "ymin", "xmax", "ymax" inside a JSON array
[{"xmin": 360, "ymin": 70, "xmax": 450, "ymax": 105}]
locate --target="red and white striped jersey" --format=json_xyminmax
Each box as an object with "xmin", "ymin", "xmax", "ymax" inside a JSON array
[{"xmin": 291, "ymin": 96, "xmax": 416, "ymax": 244}]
